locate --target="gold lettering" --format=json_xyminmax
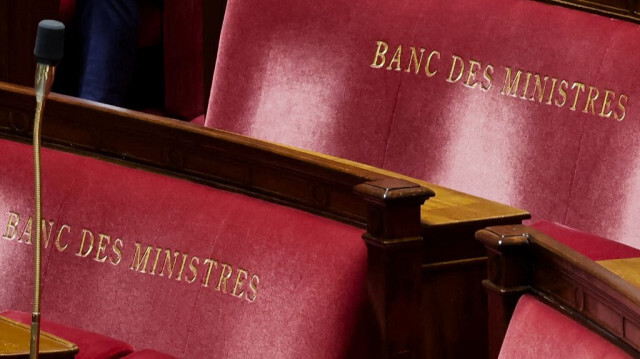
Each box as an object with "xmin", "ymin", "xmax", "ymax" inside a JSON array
[
  {"xmin": 425, "ymin": 50, "xmax": 439, "ymax": 77},
  {"xmin": 570, "ymin": 82, "xmax": 586, "ymax": 111},
  {"xmin": 447, "ymin": 55, "xmax": 464, "ymax": 83},
  {"xmin": 583, "ymin": 86, "xmax": 600, "ymax": 114},
  {"xmin": 216, "ymin": 263, "xmax": 233, "ymax": 293},
  {"xmin": 370, "ymin": 41, "xmax": 388, "ymax": 69},
  {"xmin": 129, "ymin": 242, "xmax": 153, "ymax": 273},
  {"xmin": 615, "ymin": 94, "xmax": 628, "ymax": 121},
  {"xmin": 150, "ymin": 247, "xmax": 163, "ymax": 275},
  {"xmin": 387, "ymin": 45, "xmax": 402, "ymax": 71},
  {"xmin": 599, "ymin": 89, "xmax": 615, "ymax": 118},
  {"xmin": 530, "ymin": 74, "xmax": 549, "ymax": 103},
  {"xmin": 202, "ymin": 258, "xmax": 219, "ymax": 287},
  {"xmin": 546, "ymin": 77, "xmax": 558, "ymax": 105},
  {"xmin": 175, "ymin": 253, "xmax": 189, "ymax": 281},
  {"xmin": 76, "ymin": 229, "xmax": 94, "ymax": 257},
  {"xmin": 111, "ymin": 238, "xmax": 123, "ymax": 266},
  {"xmin": 463, "ymin": 59, "xmax": 482, "ymax": 89},
  {"xmin": 405, "ymin": 47, "xmax": 425, "ymax": 74},
  {"xmin": 501, "ymin": 67, "xmax": 522, "ymax": 97},
  {"xmin": 555, "ymin": 80, "xmax": 569, "ymax": 107},
  {"xmin": 232, "ymin": 268, "xmax": 249, "ymax": 298},
  {"xmin": 55, "ymin": 224, "xmax": 71, "ymax": 252},
  {"xmin": 247, "ymin": 274, "xmax": 260, "ymax": 303},
  {"xmin": 3, "ymin": 212, "xmax": 19, "ymax": 240},
  {"xmin": 18, "ymin": 217, "xmax": 32, "ymax": 243},
  {"xmin": 159, "ymin": 249, "xmax": 180, "ymax": 278},
  {"xmin": 482, "ymin": 64, "xmax": 494, "ymax": 91},
  {"xmin": 519, "ymin": 72, "xmax": 532, "ymax": 100},
  {"xmin": 186, "ymin": 256, "xmax": 199, "ymax": 284},
  {"xmin": 94, "ymin": 234, "xmax": 110, "ymax": 263},
  {"xmin": 41, "ymin": 220, "xmax": 54, "ymax": 248}
]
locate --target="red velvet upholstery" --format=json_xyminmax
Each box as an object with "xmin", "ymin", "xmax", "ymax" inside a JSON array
[
  {"xmin": 2, "ymin": 310, "xmax": 133, "ymax": 359},
  {"xmin": 122, "ymin": 350, "xmax": 176, "ymax": 359},
  {"xmin": 206, "ymin": 0, "xmax": 640, "ymax": 247},
  {"xmin": 499, "ymin": 294, "xmax": 631, "ymax": 358},
  {"xmin": 0, "ymin": 139, "xmax": 367, "ymax": 357},
  {"xmin": 532, "ymin": 220, "xmax": 640, "ymax": 261}
]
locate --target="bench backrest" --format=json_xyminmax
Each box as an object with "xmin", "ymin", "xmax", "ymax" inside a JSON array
[
  {"xmin": 0, "ymin": 140, "xmax": 369, "ymax": 357},
  {"xmin": 205, "ymin": 0, "xmax": 640, "ymax": 247}
]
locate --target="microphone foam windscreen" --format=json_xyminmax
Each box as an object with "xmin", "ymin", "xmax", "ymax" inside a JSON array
[{"xmin": 34, "ymin": 20, "xmax": 65, "ymax": 65}]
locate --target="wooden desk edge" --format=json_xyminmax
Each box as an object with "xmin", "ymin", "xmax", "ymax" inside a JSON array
[{"xmin": 0, "ymin": 315, "xmax": 78, "ymax": 358}]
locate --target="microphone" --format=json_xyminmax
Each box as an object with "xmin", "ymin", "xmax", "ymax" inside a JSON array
[{"xmin": 30, "ymin": 19, "xmax": 64, "ymax": 359}]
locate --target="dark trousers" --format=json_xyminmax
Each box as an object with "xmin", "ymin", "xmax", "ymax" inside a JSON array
[{"xmin": 76, "ymin": 0, "xmax": 140, "ymax": 106}]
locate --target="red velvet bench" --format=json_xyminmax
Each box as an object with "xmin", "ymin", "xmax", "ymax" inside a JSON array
[
  {"xmin": 477, "ymin": 225, "xmax": 640, "ymax": 358},
  {"xmin": 0, "ymin": 82, "xmax": 532, "ymax": 357},
  {"xmin": 0, "ymin": 83, "xmax": 449, "ymax": 357},
  {"xmin": 203, "ymin": 2, "xmax": 640, "ymax": 354},
  {"xmin": 204, "ymin": 0, "xmax": 640, "ymax": 250}
]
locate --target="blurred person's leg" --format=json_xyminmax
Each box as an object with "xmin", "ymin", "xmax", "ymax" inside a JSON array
[{"xmin": 77, "ymin": 0, "xmax": 140, "ymax": 106}]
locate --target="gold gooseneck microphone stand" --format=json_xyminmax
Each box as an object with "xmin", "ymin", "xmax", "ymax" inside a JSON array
[
  {"xmin": 30, "ymin": 19, "xmax": 64, "ymax": 359},
  {"xmin": 30, "ymin": 63, "xmax": 55, "ymax": 359}
]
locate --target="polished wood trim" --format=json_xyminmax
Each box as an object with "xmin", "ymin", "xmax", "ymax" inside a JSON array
[
  {"xmin": 477, "ymin": 224, "xmax": 640, "ymax": 358},
  {"xmin": 356, "ymin": 179, "xmax": 434, "ymax": 358},
  {"xmin": 0, "ymin": 82, "xmax": 529, "ymax": 230},
  {"xmin": 536, "ymin": 0, "xmax": 640, "ymax": 24},
  {"xmin": 422, "ymin": 256, "xmax": 487, "ymax": 272}
]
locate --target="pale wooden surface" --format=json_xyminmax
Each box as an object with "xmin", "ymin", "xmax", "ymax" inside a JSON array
[{"xmin": 0, "ymin": 315, "xmax": 77, "ymax": 358}]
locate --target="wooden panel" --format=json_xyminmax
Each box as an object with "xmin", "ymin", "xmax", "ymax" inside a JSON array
[{"xmin": 537, "ymin": 0, "xmax": 640, "ymax": 23}]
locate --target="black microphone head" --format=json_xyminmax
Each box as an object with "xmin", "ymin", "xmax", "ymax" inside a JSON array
[{"xmin": 34, "ymin": 20, "xmax": 65, "ymax": 65}]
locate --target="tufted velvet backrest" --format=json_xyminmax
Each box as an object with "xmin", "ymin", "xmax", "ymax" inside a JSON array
[
  {"xmin": 206, "ymin": 0, "xmax": 640, "ymax": 247},
  {"xmin": 0, "ymin": 139, "xmax": 367, "ymax": 358}
]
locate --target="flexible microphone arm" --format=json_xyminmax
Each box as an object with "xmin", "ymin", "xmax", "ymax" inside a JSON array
[{"xmin": 30, "ymin": 19, "xmax": 64, "ymax": 359}]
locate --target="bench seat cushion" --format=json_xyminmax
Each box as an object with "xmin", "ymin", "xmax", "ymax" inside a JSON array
[
  {"xmin": 532, "ymin": 220, "xmax": 640, "ymax": 261},
  {"xmin": 499, "ymin": 294, "xmax": 631, "ymax": 358},
  {"xmin": 1, "ymin": 310, "xmax": 133, "ymax": 359}
]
